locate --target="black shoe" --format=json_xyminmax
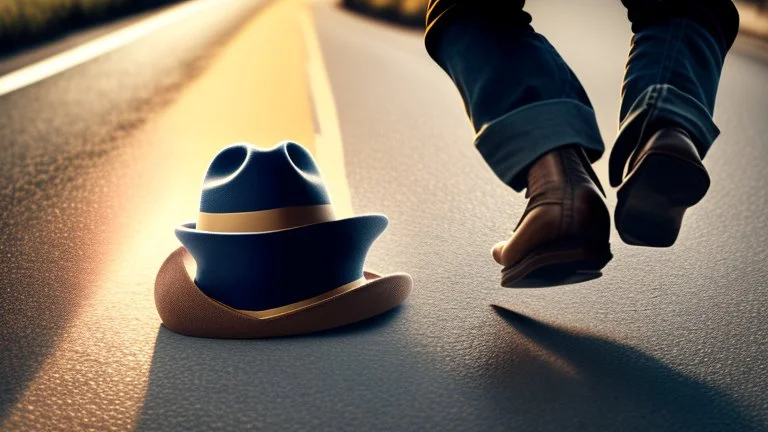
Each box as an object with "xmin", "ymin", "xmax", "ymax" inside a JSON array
[
  {"xmin": 614, "ymin": 127, "xmax": 710, "ymax": 247},
  {"xmin": 492, "ymin": 147, "xmax": 613, "ymax": 286}
]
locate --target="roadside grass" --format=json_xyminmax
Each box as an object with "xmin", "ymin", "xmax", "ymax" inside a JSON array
[
  {"xmin": 0, "ymin": 0, "xmax": 179, "ymax": 54},
  {"xmin": 738, "ymin": 1, "xmax": 768, "ymax": 39}
]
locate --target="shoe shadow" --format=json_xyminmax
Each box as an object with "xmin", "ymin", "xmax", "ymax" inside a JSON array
[
  {"xmin": 506, "ymin": 270, "xmax": 603, "ymax": 288},
  {"xmin": 486, "ymin": 305, "xmax": 759, "ymax": 431}
]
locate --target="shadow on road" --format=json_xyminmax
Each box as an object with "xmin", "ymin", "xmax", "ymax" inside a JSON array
[
  {"xmin": 134, "ymin": 302, "xmax": 760, "ymax": 430},
  {"xmin": 505, "ymin": 271, "xmax": 604, "ymax": 289},
  {"xmin": 135, "ymin": 306, "xmax": 406, "ymax": 430},
  {"xmin": 487, "ymin": 305, "xmax": 759, "ymax": 431},
  {"xmin": 305, "ymin": 305, "xmax": 405, "ymax": 338}
]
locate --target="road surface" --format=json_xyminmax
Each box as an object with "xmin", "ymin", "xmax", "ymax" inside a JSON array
[{"xmin": 1, "ymin": 0, "xmax": 767, "ymax": 430}]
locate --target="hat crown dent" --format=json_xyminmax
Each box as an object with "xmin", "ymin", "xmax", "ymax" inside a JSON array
[{"xmin": 199, "ymin": 142, "xmax": 331, "ymax": 214}]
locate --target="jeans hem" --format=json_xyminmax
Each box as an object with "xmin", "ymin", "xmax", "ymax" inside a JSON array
[
  {"xmin": 474, "ymin": 99, "xmax": 605, "ymax": 192},
  {"xmin": 609, "ymin": 84, "xmax": 720, "ymax": 186}
]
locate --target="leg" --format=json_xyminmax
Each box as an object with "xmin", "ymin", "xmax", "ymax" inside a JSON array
[
  {"xmin": 610, "ymin": 0, "xmax": 739, "ymax": 246},
  {"xmin": 425, "ymin": 0, "xmax": 605, "ymax": 191},
  {"xmin": 425, "ymin": 1, "xmax": 612, "ymax": 285}
]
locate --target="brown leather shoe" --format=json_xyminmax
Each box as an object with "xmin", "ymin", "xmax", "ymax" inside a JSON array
[
  {"xmin": 492, "ymin": 146, "xmax": 612, "ymax": 287},
  {"xmin": 614, "ymin": 127, "xmax": 710, "ymax": 247}
]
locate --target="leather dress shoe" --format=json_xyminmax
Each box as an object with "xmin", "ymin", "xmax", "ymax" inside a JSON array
[
  {"xmin": 492, "ymin": 146, "xmax": 612, "ymax": 286},
  {"xmin": 614, "ymin": 127, "xmax": 710, "ymax": 247}
]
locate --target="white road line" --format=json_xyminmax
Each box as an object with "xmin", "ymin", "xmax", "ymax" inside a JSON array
[
  {"xmin": 299, "ymin": 5, "xmax": 355, "ymax": 219},
  {"xmin": 0, "ymin": 0, "xmax": 226, "ymax": 98}
]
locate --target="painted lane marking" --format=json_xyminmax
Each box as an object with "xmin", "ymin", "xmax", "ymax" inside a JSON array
[
  {"xmin": 0, "ymin": 0, "xmax": 228, "ymax": 98},
  {"xmin": 299, "ymin": 5, "xmax": 355, "ymax": 219}
]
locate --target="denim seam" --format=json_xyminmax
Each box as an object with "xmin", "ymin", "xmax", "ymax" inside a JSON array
[
  {"xmin": 638, "ymin": 20, "xmax": 688, "ymax": 154},
  {"xmin": 634, "ymin": 25, "xmax": 673, "ymax": 155},
  {"xmin": 636, "ymin": 87, "xmax": 660, "ymax": 161}
]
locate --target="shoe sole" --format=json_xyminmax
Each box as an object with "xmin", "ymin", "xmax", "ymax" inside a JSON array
[
  {"xmin": 615, "ymin": 151, "xmax": 710, "ymax": 247},
  {"xmin": 500, "ymin": 240, "xmax": 613, "ymax": 287}
]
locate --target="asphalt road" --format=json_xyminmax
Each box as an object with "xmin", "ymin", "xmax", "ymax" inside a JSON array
[{"xmin": 1, "ymin": 0, "xmax": 767, "ymax": 430}]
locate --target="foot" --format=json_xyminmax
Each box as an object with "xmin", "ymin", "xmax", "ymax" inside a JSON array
[
  {"xmin": 492, "ymin": 146, "xmax": 612, "ymax": 287},
  {"xmin": 614, "ymin": 127, "xmax": 710, "ymax": 247}
]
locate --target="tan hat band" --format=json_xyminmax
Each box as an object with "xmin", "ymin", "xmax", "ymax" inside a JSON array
[
  {"xmin": 233, "ymin": 277, "xmax": 368, "ymax": 319},
  {"xmin": 198, "ymin": 204, "xmax": 336, "ymax": 233}
]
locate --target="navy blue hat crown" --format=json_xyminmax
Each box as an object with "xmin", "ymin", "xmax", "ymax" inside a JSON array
[
  {"xmin": 175, "ymin": 141, "xmax": 389, "ymax": 312},
  {"xmin": 200, "ymin": 141, "xmax": 330, "ymax": 214}
]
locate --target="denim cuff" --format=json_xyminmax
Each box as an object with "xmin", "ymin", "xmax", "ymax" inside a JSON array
[
  {"xmin": 474, "ymin": 99, "xmax": 606, "ymax": 192},
  {"xmin": 609, "ymin": 84, "xmax": 720, "ymax": 187}
]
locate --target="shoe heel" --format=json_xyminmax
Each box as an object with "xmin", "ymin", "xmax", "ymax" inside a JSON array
[
  {"xmin": 500, "ymin": 239, "xmax": 612, "ymax": 287},
  {"xmin": 616, "ymin": 152, "xmax": 710, "ymax": 247},
  {"xmin": 642, "ymin": 152, "xmax": 710, "ymax": 206}
]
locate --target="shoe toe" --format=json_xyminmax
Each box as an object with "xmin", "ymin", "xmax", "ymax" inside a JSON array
[{"xmin": 491, "ymin": 241, "xmax": 506, "ymax": 265}]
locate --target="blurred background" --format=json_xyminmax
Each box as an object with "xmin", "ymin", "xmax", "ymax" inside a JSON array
[
  {"xmin": 2, "ymin": 0, "xmax": 768, "ymax": 54},
  {"xmin": 341, "ymin": 0, "xmax": 426, "ymax": 27},
  {"xmin": 0, "ymin": 0, "xmax": 183, "ymax": 53},
  {"xmin": 744, "ymin": 0, "xmax": 768, "ymax": 8},
  {"xmin": 740, "ymin": 0, "xmax": 768, "ymax": 38}
]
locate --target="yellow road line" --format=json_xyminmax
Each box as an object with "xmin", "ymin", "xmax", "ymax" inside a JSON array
[
  {"xmin": 300, "ymin": 3, "xmax": 355, "ymax": 218},
  {"xmin": 154, "ymin": 0, "xmax": 317, "ymax": 154}
]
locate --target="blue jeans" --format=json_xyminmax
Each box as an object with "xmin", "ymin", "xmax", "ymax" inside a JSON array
[{"xmin": 425, "ymin": 0, "xmax": 739, "ymax": 191}]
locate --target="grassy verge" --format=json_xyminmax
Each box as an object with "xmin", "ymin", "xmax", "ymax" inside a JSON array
[
  {"xmin": 737, "ymin": 1, "xmax": 768, "ymax": 40},
  {"xmin": 0, "ymin": 0, "xmax": 180, "ymax": 54}
]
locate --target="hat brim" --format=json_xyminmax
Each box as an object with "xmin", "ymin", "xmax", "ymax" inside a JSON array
[
  {"xmin": 175, "ymin": 214, "xmax": 390, "ymax": 311},
  {"xmin": 154, "ymin": 247, "xmax": 412, "ymax": 338}
]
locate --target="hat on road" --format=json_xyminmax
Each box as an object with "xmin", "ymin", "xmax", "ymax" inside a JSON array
[{"xmin": 155, "ymin": 141, "xmax": 412, "ymax": 338}]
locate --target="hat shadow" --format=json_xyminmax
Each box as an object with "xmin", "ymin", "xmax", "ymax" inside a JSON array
[
  {"xmin": 486, "ymin": 305, "xmax": 758, "ymax": 431},
  {"xmin": 135, "ymin": 305, "xmax": 406, "ymax": 429},
  {"xmin": 306, "ymin": 304, "xmax": 406, "ymax": 338}
]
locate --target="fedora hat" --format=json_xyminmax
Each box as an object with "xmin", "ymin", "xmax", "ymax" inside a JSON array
[{"xmin": 155, "ymin": 141, "xmax": 412, "ymax": 338}]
